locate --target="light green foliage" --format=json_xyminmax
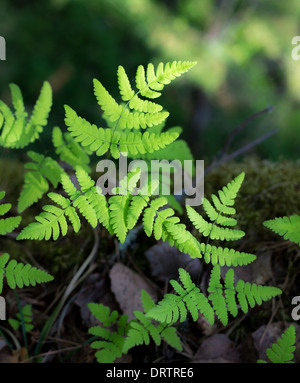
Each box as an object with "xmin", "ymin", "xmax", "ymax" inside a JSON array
[
  {"xmin": 263, "ymin": 215, "xmax": 300, "ymax": 246},
  {"xmin": 64, "ymin": 105, "xmax": 179, "ymax": 159},
  {"xmin": 88, "ymin": 303, "xmax": 129, "ymax": 363},
  {"xmin": 187, "ymin": 172, "xmax": 245, "ymax": 241},
  {"xmin": 88, "ymin": 290, "xmax": 182, "ymax": 363},
  {"xmin": 186, "ymin": 172, "xmax": 257, "ymax": 267},
  {"xmin": 0, "ymin": 82, "xmax": 52, "ymax": 149},
  {"xmin": 8, "ymin": 304, "xmax": 34, "ymax": 332},
  {"xmin": 18, "ymin": 151, "xmax": 64, "ymax": 213},
  {"xmin": 146, "ymin": 266, "xmax": 281, "ymax": 326},
  {"xmin": 17, "ymin": 166, "xmax": 111, "ymax": 241},
  {"xmin": 0, "ymin": 191, "xmax": 21, "ymax": 235},
  {"xmin": 0, "ymin": 253, "xmax": 54, "ymax": 294},
  {"xmin": 52, "ymin": 126, "xmax": 91, "ymax": 173},
  {"xmin": 64, "ymin": 61, "xmax": 195, "ymax": 159},
  {"xmin": 258, "ymin": 325, "xmax": 296, "ymax": 363}
]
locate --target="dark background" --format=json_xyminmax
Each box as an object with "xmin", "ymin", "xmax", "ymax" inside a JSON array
[{"xmin": 1, "ymin": 0, "xmax": 300, "ymax": 162}]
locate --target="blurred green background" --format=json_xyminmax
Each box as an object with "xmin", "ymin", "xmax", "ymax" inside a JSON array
[{"xmin": 1, "ymin": 0, "xmax": 300, "ymax": 162}]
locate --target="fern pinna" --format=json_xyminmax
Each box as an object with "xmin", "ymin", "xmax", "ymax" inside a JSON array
[
  {"xmin": 258, "ymin": 325, "xmax": 296, "ymax": 363},
  {"xmin": 264, "ymin": 215, "xmax": 300, "ymax": 246}
]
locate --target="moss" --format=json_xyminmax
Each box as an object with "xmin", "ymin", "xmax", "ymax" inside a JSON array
[{"xmin": 204, "ymin": 156, "xmax": 300, "ymax": 251}]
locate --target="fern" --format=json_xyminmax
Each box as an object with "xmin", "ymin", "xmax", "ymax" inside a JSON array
[
  {"xmin": 17, "ymin": 167, "xmax": 111, "ymax": 241},
  {"xmin": 187, "ymin": 172, "xmax": 245, "ymax": 241},
  {"xmin": 0, "ymin": 82, "xmax": 52, "ymax": 149},
  {"xmin": 0, "ymin": 191, "xmax": 21, "ymax": 235},
  {"xmin": 88, "ymin": 290, "xmax": 182, "ymax": 363},
  {"xmin": 18, "ymin": 151, "xmax": 64, "ymax": 213},
  {"xmin": 88, "ymin": 303, "xmax": 129, "ymax": 363},
  {"xmin": 146, "ymin": 266, "xmax": 281, "ymax": 326},
  {"xmin": 263, "ymin": 215, "xmax": 300, "ymax": 246},
  {"xmin": 8, "ymin": 304, "xmax": 34, "ymax": 332},
  {"xmin": 0, "ymin": 253, "xmax": 53, "ymax": 294},
  {"xmin": 258, "ymin": 325, "xmax": 296, "ymax": 363},
  {"xmin": 95, "ymin": 61, "xmax": 196, "ymax": 129},
  {"xmin": 64, "ymin": 61, "xmax": 195, "ymax": 160}
]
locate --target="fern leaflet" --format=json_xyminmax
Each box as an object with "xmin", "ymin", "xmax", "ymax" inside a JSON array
[
  {"xmin": 258, "ymin": 325, "xmax": 296, "ymax": 363},
  {"xmin": 0, "ymin": 191, "xmax": 21, "ymax": 235},
  {"xmin": 88, "ymin": 302, "xmax": 129, "ymax": 363},
  {"xmin": 0, "ymin": 253, "xmax": 53, "ymax": 293},
  {"xmin": 187, "ymin": 172, "xmax": 245, "ymax": 242},
  {"xmin": 263, "ymin": 215, "xmax": 300, "ymax": 246}
]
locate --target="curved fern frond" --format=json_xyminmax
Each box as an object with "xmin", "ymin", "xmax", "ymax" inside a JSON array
[
  {"xmin": 0, "ymin": 82, "xmax": 52, "ymax": 149},
  {"xmin": 258, "ymin": 325, "xmax": 296, "ymax": 363},
  {"xmin": 17, "ymin": 167, "xmax": 111, "ymax": 241},
  {"xmin": 0, "ymin": 191, "xmax": 21, "ymax": 235},
  {"xmin": 52, "ymin": 126, "xmax": 91, "ymax": 172},
  {"xmin": 146, "ymin": 266, "xmax": 281, "ymax": 326},
  {"xmin": 187, "ymin": 172, "xmax": 245, "ymax": 241},
  {"xmin": 263, "ymin": 215, "xmax": 300, "ymax": 246},
  {"xmin": 0, "ymin": 253, "xmax": 53, "ymax": 294},
  {"xmin": 18, "ymin": 151, "xmax": 64, "ymax": 213}
]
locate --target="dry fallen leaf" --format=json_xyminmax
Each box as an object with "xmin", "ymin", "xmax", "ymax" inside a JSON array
[
  {"xmin": 145, "ymin": 241, "xmax": 202, "ymax": 282},
  {"xmin": 74, "ymin": 273, "xmax": 118, "ymax": 326},
  {"xmin": 193, "ymin": 333, "xmax": 241, "ymax": 363},
  {"xmin": 109, "ymin": 263, "xmax": 158, "ymax": 320}
]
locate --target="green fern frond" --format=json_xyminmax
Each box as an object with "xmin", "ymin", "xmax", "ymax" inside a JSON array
[
  {"xmin": 0, "ymin": 191, "xmax": 21, "ymax": 235},
  {"xmin": 94, "ymin": 78, "xmax": 169, "ymax": 130},
  {"xmin": 258, "ymin": 325, "xmax": 296, "ymax": 363},
  {"xmin": 146, "ymin": 266, "xmax": 281, "ymax": 326},
  {"xmin": 199, "ymin": 243, "xmax": 256, "ymax": 266},
  {"xmin": 0, "ymin": 82, "xmax": 52, "ymax": 149},
  {"xmin": 135, "ymin": 61, "xmax": 197, "ymax": 99},
  {"xmin": 0, "ymin": 253, "xmax": 53, "ymax": 294},
  {"xmin": 8, "ymin": 304, "xmax": 34, "ymax": 332},
  {"xmin": 64, "ymin": 105, "xmax": 178, "ymax": 159},
  {"xmin": 186, "ymin": 172, "xmax": 245, "ymax": 242},
  {"xmin": 93, "ymin": 61, "xmax": 195, "ymax": 132},
  {"xmin": 88, "ymin": 302, "xmax": 129, "ymax": 363},
  {"xmin": 52, "ymin": 126, "xmax": 91, "ymax": 172},
  {"xmin": 17, "ymin": 167, "xmax": 110, "ymax": 241},
  {"xmin": 18, "ymin": 151, "xmax": 64, "ymax": 213},
  {"xmin": 123, "ymin": 290, "xmax": 182, "ymax": 353},
  {"xmin": 123, "ymin": 310, "xmax": 161, "ymax": 352},
  {"xmin": 263, "ymin": 215, "xmax": 300, "ymax": 246}
]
